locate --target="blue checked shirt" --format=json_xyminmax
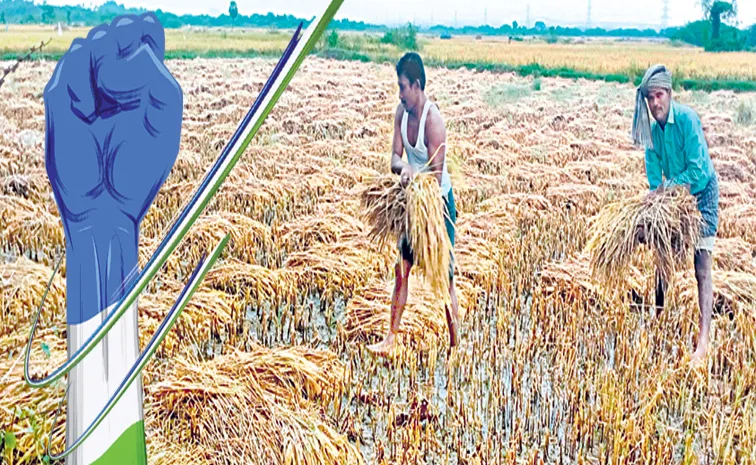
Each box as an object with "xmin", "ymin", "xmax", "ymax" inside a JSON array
[{"xmin": 644, "ymin": 100, "xmax": 716, "ymax": 196}]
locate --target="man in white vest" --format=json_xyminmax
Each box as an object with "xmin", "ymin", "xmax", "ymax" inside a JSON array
[{"xmin": 367, "ymin": 52, "xmax": 459, "ymax": 355}]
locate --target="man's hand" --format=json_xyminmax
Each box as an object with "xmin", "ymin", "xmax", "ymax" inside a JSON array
[
  {"xmin": 400, "ymin": 164, "xmax": 414, "ymax": 188},
  {"xmin": 646, "ymin": 183, "xmax": 666, "ymax": 201},
  {"xmin": 636, "ymin": 224, "xmax": 647, "ymax": 244}
]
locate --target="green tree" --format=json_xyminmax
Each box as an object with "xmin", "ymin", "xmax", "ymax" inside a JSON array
[
  {"xmin": 327, "ymin": 29, "xmax": 339, "ymax": 47},
  {"xmin": 228, "ymin": 0, "xmax": 238, "ymax": 30},
  {"xmin": 403, "ymin": 22, "xmax": 418, "ymax": 50},
  {"xmin": 700, "ymin": 0, "xmax": 737, "ymax": 41},
  {"xmin": 0, "ymin": 13, "xmax": 6, "ymax": 25},
  {"xmin": 748, "ymin": 23, "xmax": 756, "ymax": 49},
  {"xmin": 40, "ymin": 2, "xmax": 56, "ymax": 24},
  {"xmin": 380, "ymin": 23, "xmax": 418, "ymax": 50},
  {"xmin": 66, "ymin": 9, "xmax": 72, "ymax": 24}
]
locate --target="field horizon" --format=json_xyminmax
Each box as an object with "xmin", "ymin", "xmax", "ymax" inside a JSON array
[
  {"xmin": 1, "ymin": 38, "xmax": 756, "ymax": 465},
  {"xmin": 3, "ymin": 23, "xmax": 756, "ymax": 93}
]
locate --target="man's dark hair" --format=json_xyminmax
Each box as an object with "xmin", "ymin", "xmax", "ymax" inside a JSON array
[{"xmin": 396, "ymin": 52, "xmax": 425, "ymax": 91}]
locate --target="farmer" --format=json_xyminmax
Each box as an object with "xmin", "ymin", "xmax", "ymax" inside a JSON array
[
  {"xmin": 632, "ymin": 64, "xmax": 719, "ymax": 363},
  {"xmin": 367, "ymin": 52, "xmax": 459, "ymax": 355}
]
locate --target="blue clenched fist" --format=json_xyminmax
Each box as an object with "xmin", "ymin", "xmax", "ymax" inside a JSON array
[
  {"xmin": 44, "ymin": 13, "xmax": 182, "ymax": 464},
  {"xmin": 44, "ymin": 13, "xmax": 182, "ymax": 325}
]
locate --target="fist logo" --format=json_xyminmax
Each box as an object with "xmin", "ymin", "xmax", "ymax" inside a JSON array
[{"xmin": 44, "ymin": 12, "xmax": 183, "ymax": 323}]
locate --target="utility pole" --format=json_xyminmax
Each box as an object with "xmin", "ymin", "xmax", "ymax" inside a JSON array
[
  {"xmin": 661, "ymin": 0, "xmax": 669, "ymax": 30},
  {"xmin": 526, "ymin": 5, "xmax": 530, "ymax": 29}
]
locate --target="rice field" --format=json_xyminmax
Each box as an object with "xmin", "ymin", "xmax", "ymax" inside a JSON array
[
  {"xmin": 1, "ymin": 53, "xmax": 756, "ymax": 465},
  {"xmin": 3, "ymin": 24, "xmax": 756, "ymax": 81}
]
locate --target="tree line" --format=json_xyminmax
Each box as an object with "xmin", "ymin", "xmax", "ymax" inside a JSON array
[{"xmin": 0, "ymin": 0, "xmax": 754, "ymax": 51}]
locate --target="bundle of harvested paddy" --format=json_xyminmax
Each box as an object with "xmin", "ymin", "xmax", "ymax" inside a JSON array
[
  {"xmin": 187, "ymin": 213, "xmax": 275, "ymax": 264},
  {"xmin": 149, "ymin": 346, "xmax": 363, "ymax": 465},
  {"xmin": 719, "ymin": 204, "xmax": 756, "ymax": 242},
  {"xmin": 0, "ymin": 257, "xmax": 65, "ymax": 338},
  {"xmin": 406, "ymin": 173, "xmax": 454, "ymax": 304},
  {"xmin": 480, "ymin": 192, "xmax": 552, "ymax": 211},
  {"xmin": 284, "ymin": 239, "xmax": 388, "ymax": 302},
  {"xmin": 716, "ymin": 181, "xmax": 753, "ymax": 211},
  {"xmin": 564, "ymin": 159, "xmax": 626, "ymax": 183},
  {"xmin": 584, "ymin": 186, "xmax": 702, "ymax": 288},
  {"xmin": 677, "ymin": 270, "xmax": 756, "ymax": 315},
  {"xmin": 712, "ymin": 237, "xmax": 756, "ymax": 273},
  {"xmin": 209, "ymin": 176, "xmax": 325, "ymax": 225},
  {"xmin": 144, "ymin": 427, "xmax": 207, "ymax": 465},
  {"xmin": 452, "ymin": 234, "xmax": 502, "ymax": 291},
  {"xmin": 539, "ymin": 253, "xmax": 645, "ymax": 304},
  {"xmin": 0, "ymin": 195, "xmax": 64, "ymax": 261},
  {"xmin": 359, "ymin": 174, "xmax": 407, "ymax": 249},
  {"xmin": 343, "ymin": 279, "xmax": 453, "ymax": 353},
  {"xmin": 546, "ymin": 183, "xmax": 603, "ymax": 213},
  {"xmin": 275, "ymin": 209, "xmax": 365, "ymax": 253},
  {"xmin": 139, "ymin": 282, "xmax": 241, "ymax": 356},
  {"xmin": 205, "ymin": 258, "xmax": 300, "ymax": 308},
  {"xmin": 505, "ymin": 162, "xmax": 582, "ymax": 193}
]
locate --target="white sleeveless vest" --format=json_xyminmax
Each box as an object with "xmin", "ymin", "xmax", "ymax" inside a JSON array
[{"xmin": 401, "ymin": 99, "xmax": 452, "ymax": 196}]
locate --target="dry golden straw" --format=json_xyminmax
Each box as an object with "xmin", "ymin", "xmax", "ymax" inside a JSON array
[
  {"xmin": 406, "ymin": 172, "xmax": 453, "ymax": 304},
  {"xmin": 3, "ymin": 55, "xmax": 756, "ymax": 465},
  {"xmin": 359, "ymin": 174, "xmax": 407, "ymax": 249},
  {"xmin": 585, "ymin": 186, "xmax": 702, "ymax": 287},
  {"xmin": 360, "ymin": 144, "xmax": 453, "ymax": 302}
]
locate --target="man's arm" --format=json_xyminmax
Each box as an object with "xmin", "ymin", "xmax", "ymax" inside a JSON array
[
  {"xmin": 668, "ymin": 113, "xmax": 710, "ymax": 191},
  {"xmin": 645, "ymin": 146, "xmax": 663, "ymax": 191},
  {"xmin": 424, "ymin": 105, "xmax": 446, "ymax": 188},
  {"xmin": 391, "ymin": 105, "xmax": 407, "ymax": 175}
]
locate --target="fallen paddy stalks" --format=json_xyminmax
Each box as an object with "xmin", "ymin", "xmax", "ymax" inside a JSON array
[
  {"xmin": 585, "ymin": 186, "xmax": 702, "ymax": 288},
  {"xmin": 360, "ymin": 171, "xmax": 453, "ymax": 303},
  {"xmin": 1, "ymin": 49, "xmax": 755, "ymax": 465}
]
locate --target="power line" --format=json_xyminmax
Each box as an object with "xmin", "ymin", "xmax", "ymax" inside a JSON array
[
  {"xmin": 661, "ymin": 0, "xmax": 669, "ymax": 30},
  {"xmin": 586, "ymin": 0, "xmax": 592, "ymax": 30},
  {"xmin": 526, "ymin": 5, "xmax": 530, "ymax": 29}
]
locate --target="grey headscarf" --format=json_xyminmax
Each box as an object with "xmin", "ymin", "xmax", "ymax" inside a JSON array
[{"xmin": 632, "ymin": 64, "xmax": 673, "ymax": 150}]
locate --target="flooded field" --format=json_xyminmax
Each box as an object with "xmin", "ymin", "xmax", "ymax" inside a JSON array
[{"xmin": 1, "ymin": 56, "xmax": 756, "ymax": 464}]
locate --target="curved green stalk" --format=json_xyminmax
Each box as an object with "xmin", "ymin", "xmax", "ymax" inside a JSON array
[
  {"xmin": 45, "ymin": 234, "xmax": 230, "ymax": 461},
  {"xmin": 23, "ymin": 0, "xmax": 344, "ymax": 390}
]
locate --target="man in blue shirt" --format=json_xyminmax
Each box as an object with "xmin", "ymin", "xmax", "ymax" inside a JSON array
[{"xmin": 633, "ymin": 64, "xmax": 719, "ymax": 364}]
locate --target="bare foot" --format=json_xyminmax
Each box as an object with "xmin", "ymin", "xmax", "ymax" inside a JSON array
[
  {"xmin": 691, "ymin": 344, "xmax": 708, "ymax": 366},
  {"xmin": 367, "ymin": 334, "xmax": 397, "ymax": 356}
]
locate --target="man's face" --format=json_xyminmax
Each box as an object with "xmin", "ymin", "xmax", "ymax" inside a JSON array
[
  {"xmin": 646, "ymin": 87, "xmax": 671, "ymax": 124},
  {"xmin": 398, "ymin": 74, "xmax": 419, "ymax": 112}
]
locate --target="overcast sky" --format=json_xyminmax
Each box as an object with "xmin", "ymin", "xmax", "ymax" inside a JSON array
[{"xmin": 43, "ymin": 0, "xmax": 756, "ymax": 29}]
